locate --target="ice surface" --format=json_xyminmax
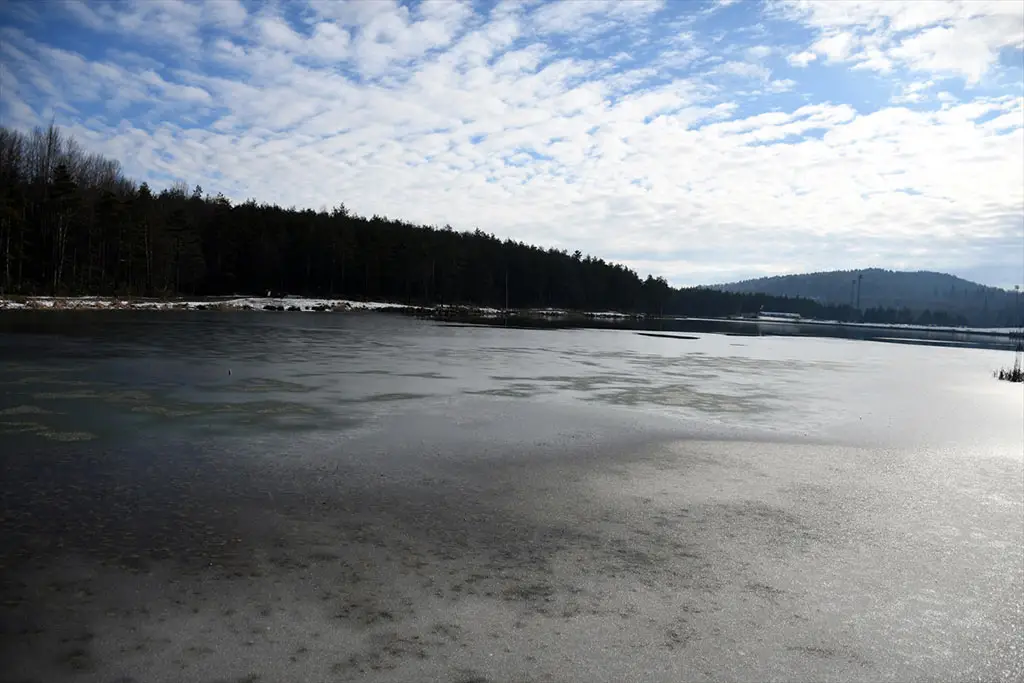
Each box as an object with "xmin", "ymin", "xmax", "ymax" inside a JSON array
[
  {"xmin": 1, "ymin": 314, "xmax": 1021, "ymax": 683},
  {"xmin": 680, "ymin": 314, "xmax": 1019, "ymax": 336}
]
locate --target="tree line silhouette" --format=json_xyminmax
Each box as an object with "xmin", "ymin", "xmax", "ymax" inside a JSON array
[{"xmin": 0, "ymin": 124, "xmax": 985, "ymax": 324}]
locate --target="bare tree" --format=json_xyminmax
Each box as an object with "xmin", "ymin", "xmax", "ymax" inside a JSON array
[{"xmin": 0, "ymin": 128, "xmax": 26, "ymax": 290}]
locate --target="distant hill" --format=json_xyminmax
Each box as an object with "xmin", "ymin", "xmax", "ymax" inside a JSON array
[{"xmin": 712, "ymin": 269, "xmax": 1021, "ymax": 327}]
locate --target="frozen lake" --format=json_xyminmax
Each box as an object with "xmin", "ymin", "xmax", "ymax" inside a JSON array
[{"xmin": 1, "ymin": 312, "xmax": 1021, "ymax": 682}]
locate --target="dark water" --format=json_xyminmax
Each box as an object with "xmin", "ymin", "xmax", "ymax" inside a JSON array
[
  {"xmin": 445, "ymin": 314, "xmax": 1022, "ymax": 352},
  {"xmin": 1, "ymin": 312, "xmax": 1021, "ymax": 683}
]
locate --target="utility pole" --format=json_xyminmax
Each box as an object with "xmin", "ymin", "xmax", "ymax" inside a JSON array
[
  {"xmin": 856, "ymin": 273, "xmax": 863, "ymax": 311},
  {"xmin": 1014, "ymin": 285, "xmax": 1022, "ymax": 377},
  {"xmin": 850, "ymin": 279, "xmax": 857, "ymax": 320},
  {"xmin": 1016, "ymin": 285, "xmax": 1021, "ymax": 328}
]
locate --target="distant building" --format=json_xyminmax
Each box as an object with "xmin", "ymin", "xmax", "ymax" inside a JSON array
[{"xmin": 758, "ymin": 311, "xmax": 802, "ymax": 320}]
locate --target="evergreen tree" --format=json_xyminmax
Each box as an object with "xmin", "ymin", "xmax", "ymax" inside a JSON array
[{"xmin": 0, "ymin": 124, "xmax": 1015, "ymax": 326}]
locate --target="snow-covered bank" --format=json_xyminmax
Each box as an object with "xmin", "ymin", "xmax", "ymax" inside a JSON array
[
  {"xmin": 0, "ymin": 296, "xmax": 640, "ymax": 320},
  {"xmin": 0, "ymin": 295, "xmax": 410, "ymax": 312}
]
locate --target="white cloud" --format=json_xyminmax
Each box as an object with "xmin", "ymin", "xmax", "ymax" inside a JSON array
[
  {"xmin": 811, "ymin": 32, "xmax": 856, "ymax": 62},
  {"xmin": 531, "ymin": 0, "xmax": 664, "ymax": 36},
  {"xmin": 139, "ymin": 69, "xmax": 211, "ymax": 104},
  {"xmin": 67, "ymin": 0, "xmax": 205, "ymax": 53},
  {"xmin": 250, "ymin": 14, "xmax": 353, "ymax": 64},
  {"xmin": 715, "ymin": 61, "xmax": 771, "ymax": 81},
  {"xmin": 1, "ymin": 86, "xmax": 38, "ymax": 131},
  {"xmin": 3, "ymin": 0, "xmax": 1022, "ymax": 286},
  {"xmin": 202, "ymin": 0, "xmax": 247, "ymax": 29},
  {"xmin": 307, "ymin": 22, "xmax": 352, "ymax": 61},
  {"xmin": 258, "ymin": 16, "xmax": 306, "ymax": 52},
  {"xmin": 768, "ymin": 78, "xmax": 797, "ymax": 93},
  {"xmin": 889, "ymin": 18, "xmax": 1020, "ymax": 85},
  {"xmin": 786, "ymin": 50, "xmax": 817, "ymax": 67},
  {"xmin": 891, "ymin": 79, "xmax": 934, "ymax": 104},
  {"xmin": 746, "ymin": 45, "xmax": 773, "ymax": 60},
  {"xmin": 778, "ymin": 0, "xmax": 1024, "ymax": 85},
  {"xmin": 59, "ymin": 0, "xmax": 105, "ymax": 30},
  {"xmin": 347, "ymin": 0, "xmax": 473, "ymax": 75}
]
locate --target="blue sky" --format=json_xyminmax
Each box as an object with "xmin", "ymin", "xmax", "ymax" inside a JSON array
[{"xmin": 1, "ymin": 0, "xmax": 1022, "ymax": 288}]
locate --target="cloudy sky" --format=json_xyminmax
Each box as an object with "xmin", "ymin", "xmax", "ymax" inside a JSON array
[{"xmin": 1, "ymin": 0, "xmax": 1022, "ymax": 288}]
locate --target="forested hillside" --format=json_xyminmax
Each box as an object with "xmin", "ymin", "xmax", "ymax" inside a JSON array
[
  {"xmin": 0, "ymin": 124, "xmax": 1007, "ymax": 327},
  {"xmin": 717, "ymin": 269, "xmax": 1020, "ymax": 328},
  {"xmin": 0, "ymin": 124, "xmax": 824, "ymax": 316}
]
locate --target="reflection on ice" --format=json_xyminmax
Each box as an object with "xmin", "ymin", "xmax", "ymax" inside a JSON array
[{"xmin": 0, "ymin": 313, "xmax": 1021, "ymax": 683}]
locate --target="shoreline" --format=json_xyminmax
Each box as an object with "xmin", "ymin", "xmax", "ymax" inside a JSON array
[
  {"xmin": 0, "ymin": 295, "xmax": 641, "ymax": 322},
  {"xmin": 2, "ymin": 295, "xmax": 1017, "ymax": 340},
  {"xmin": 0, "ymin": 295, "xmax": 414, "ymax": 313},
  {"xmin": 704, "ymin": 314, "xmax": 1021, "ymax": 339}
]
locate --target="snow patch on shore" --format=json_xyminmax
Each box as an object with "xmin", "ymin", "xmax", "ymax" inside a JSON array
[
  {"xmin": 0, "ymin": 296, "xmax": 410, "ymax": 312},
  {"xmin": 0, "ymin": 296, "xmax": 640, "ymax": 320}
]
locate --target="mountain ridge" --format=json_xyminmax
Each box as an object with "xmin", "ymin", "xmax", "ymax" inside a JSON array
[{"xmin": 711, "ymin": 268, "xmax": 1021, "ymax": 328}]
